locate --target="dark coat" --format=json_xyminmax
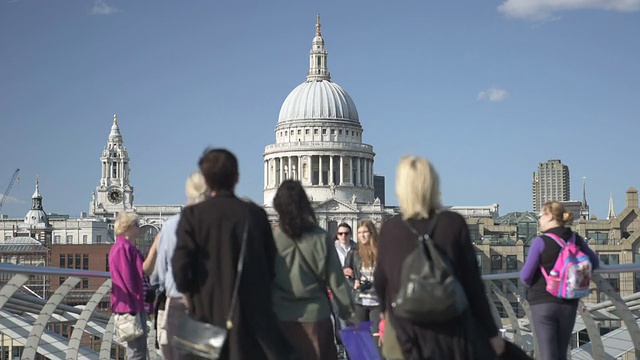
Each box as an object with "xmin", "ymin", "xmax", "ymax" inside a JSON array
[
  {"xmin": 172, "ymin": 190, "xmax": 296, "ymax": 360},
  {"xmin": 374, "ymin": 211, "xmax": 499, "ymax": 360}
]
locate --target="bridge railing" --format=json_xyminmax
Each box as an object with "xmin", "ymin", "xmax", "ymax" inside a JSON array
[{"xmin": 2, "ymin": 263, "xmax": 640, "ymax": 359}]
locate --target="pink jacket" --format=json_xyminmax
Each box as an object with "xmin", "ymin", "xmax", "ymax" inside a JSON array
[{"xmin": 109, "ymin": 236, "xmax": 145, "ymax": 314}]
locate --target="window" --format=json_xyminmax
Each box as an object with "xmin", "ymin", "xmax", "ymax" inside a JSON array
[
  {"xmin": 66, "ymin": 235, "xmax": 72, "ymax": 244},
  {"xmin": 75, "ymin": 254, "xmax": 81, "ymax": 269},
  {"xmin": 96, "ymin": 235, "xmax": 102, "ymax": 244},
  {"xmin": 599, "ymin": 254, "xmax": 620, "ymax": 265},
  {"xmin": 305, "ymin": 129, "xmax": 309, "ymax": 135},
  {"xmin": 83, "ymin": 235, "xmax": 88, "ymax": 244},
  {"xmin": 83, "ymin": 254, "xmax": 89, "ymax": 270},
  {"xmin": 506, "ymin": 255, "xmax": 518, "ymax": 270},
  {"xmin": 491, "ymin": 255, "xmax": 503, "ymax": 270},
  {"xmin": 54, "ymin": 235, "xmax": 61, "ymax": 244},
  {"xmin": 322, "ymin": 129, "xmax": 327, "ymax": 135},
  {"xmin": 297, "ymin": 130, "xmax": 301, "ymax": 135},
  {"xmin": 67, "ymin": 254, "xmax": 73, "ymax": 268},
  {"xmin": 338, "ymin": 130, "xmax": 342, "ymax": 135},
  {"xmin": 105, "ymin": 254, "xmax": 109, "ymax": 271},
  {"xmin": 82, "ymin": 278, "xmax": 89, "ymax": 289},
  {"xmin": 330, "ymin": 129, "xmax": 335, "ymax": 135},
  {"xmin": 60, "ymin": 254, "xmax": 65, "ymax": 268},
  {"xmin": 314, "ymin": 129, "xmax": 318, "ymax": 135}
]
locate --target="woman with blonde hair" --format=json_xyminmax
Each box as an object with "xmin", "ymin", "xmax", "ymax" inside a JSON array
[
  {"xmin": 344, "ymin": 219, "xmax": 382, "ymax": 343},
  {"xmin": 153, "ymin": 171, "xmax": 209, "ymax": 359},
  {"xmin": 520, "ymin": 201, "xmax": 599, "ymax": 360},
  {"xmin": 109, "ymin": 211, "xmax": 148, "ymax": 360},
  {"xmin": 374, "ymin": 156, "xmax": 505, "ymax": 359}
]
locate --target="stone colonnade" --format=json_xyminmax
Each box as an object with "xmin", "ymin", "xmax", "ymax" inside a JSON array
[{"xmin": 264, "ymin": 154, "xmax": 374, "ymax": 189}]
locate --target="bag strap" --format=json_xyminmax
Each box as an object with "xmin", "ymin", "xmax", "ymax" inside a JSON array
[
  {"xmin": 225, "ymin": 219, "xmax": 249, "ymax": 330},
  {"xmin": 544, "ymin": 232, "xmax": 575, "ymax": 248},
  {"xmin": 538, "ymin": 232, "xmax": 576, "ymax": 279},
  {"xmin": 403, "ymin": 213, "xmax": 439, "ymax": 241},
  {"xmin": 290, "ymin": 236, "xmax": 338, "ymax": 318}
]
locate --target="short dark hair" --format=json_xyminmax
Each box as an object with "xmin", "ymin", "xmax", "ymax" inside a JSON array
[
  {"xmin": 198, "ymin": 148, "xmax": 238, "ymax": 191},
  {"xmin": 273, "ymin": 180, "xmax": 317, "ymax": 239},
  {"xmin": 337, "ymin": 222, "xmax": 352, "ymax": 234}
]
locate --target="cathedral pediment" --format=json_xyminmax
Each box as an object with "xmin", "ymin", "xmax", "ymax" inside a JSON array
[{"xmin": 313, "ymin": 198, "xmax": 358, "ymax": 213}]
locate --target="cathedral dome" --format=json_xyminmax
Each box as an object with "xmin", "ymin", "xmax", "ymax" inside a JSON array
[{"xmin": 278, "ymin": 80, "xmax": 359, "ymax": 123}]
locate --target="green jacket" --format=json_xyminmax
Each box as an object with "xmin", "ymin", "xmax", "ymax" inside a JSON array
[{"xmin": 271, "ymin": 225, "xmax": 355, "ymax": 322}]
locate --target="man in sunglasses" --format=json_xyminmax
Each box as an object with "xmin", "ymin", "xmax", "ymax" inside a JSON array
[{"xmin": 334, "ymin": 223, "xmax": 357, "ymax": 269}]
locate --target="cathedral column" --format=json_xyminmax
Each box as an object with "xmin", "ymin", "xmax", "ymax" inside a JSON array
[
  {"xmin": 279, "ymin": 157, "xmax": 284, "ymax": 185},
  {"xmin": 329, "ymin": 155, "xmax": 334, "ymax": 184},
  {"xmin": 339, "ymin": 156, "xmax": 344, "ymax": 185},
  {"xmin": 319, "ymin": 155, "xmax": 324, "ymax": 185},
  {"xmin": 288, "ymin": 156, "xmax": 292, "ymax": 179},
  {"xmin": 356, "ymin": 157, "xmax": 361, "ymax": 186},
  {"xmin": 264, "ymin": 160, "xmax": 268, "ymax": 189},
  {"xmin": 298, "ymin": 156, "xmax": 302, "ymax": 183},
  {"xmin": 370, "ymin": 159, "xmax": 375, "ymax": 187},
  {"xmin": 349, "ymin": 157, "xmax": 353, "ymax": 185},
  {"xmin": 365, "ymin": 159, "xmax": 369, "ymax": 188},
  {"xmin": 365, "ymin": 159, "xmax": 370, "ymax": 188}
]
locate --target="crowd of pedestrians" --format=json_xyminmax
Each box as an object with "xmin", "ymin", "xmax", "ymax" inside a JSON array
[{"xmin": 107, "ymin": 147, "xmax": 596, "ymax": 360}]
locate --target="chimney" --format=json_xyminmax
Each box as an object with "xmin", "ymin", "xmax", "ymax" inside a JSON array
[{"xmin": 626, "ymin": 187, "xmax": 638, "ymax": 208}]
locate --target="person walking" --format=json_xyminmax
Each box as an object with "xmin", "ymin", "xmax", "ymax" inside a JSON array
[
  {"xmin": 271, "ymin": 180, "xmax": 356, "ymax": 360},
  {"xmin": 344, "ymin": 220, "xmax": 382, "ymax": 343},
  {"xmin": 109, "ymin": 212, "xmax": 148, "ymax": 360},
  {"xmin": 374, "ymin": 156, "xmax": 505, "ymax": 360},
  {"xmin": 153, "ymin": 171, "xmax": 209, "ymax": 359},
  {"xmin": 520, "ymin": 201, "xmax": 599, "ymax": 360},
  {"xmin": 172, "ymin": 148, "xmax": 297, "ymax": 360}
]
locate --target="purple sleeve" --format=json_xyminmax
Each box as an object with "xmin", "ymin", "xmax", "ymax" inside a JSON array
[
  {"xmin": 520, "ymin": 236, "xmax": 545, "ymax": 286},
  {"xmin": 576, "ymin": 236, "xmax": 600, "ymax": 269}
]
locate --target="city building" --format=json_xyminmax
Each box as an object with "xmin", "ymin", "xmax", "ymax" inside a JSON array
[{"xmin": 532, "ymin": 159, "xmax": 570, "ymax": 212}]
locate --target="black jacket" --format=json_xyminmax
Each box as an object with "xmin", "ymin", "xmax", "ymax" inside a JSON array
[{"xmin": 172, "ymin": 190, "xmax": 296, "ymax": 360}]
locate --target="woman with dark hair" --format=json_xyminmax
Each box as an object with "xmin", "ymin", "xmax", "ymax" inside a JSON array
[{"xmin": 272, "ymin": 180, "xmax": 356, "ymax": 360}]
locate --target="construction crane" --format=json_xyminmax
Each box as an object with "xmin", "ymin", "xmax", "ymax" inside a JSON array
[{"xmin": 0, "ymin": 168, "xmax": 20, "ymax": 213}]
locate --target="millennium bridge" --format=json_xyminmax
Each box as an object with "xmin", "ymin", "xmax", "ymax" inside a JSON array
[{"xmin": 1, "ymin": 263, "xmax": 640, "ymax": 360}]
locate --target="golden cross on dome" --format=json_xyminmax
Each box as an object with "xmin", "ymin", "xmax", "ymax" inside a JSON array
[{"xmin": 316, "ymin": 14, "xmax": 321, "ymax": 36}]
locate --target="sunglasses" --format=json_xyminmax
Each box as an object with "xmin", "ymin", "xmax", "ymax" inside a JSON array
[{"xmin": 337, "ymin": 232, "xmax": 350, "ymax": 236}]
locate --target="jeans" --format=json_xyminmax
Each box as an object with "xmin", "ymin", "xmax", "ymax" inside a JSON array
[
  {"xmin": 126, "ymin": 312, "xmax": 149, "ymax": 360},
  {"xmin": 530, "ymin": 302, "xmax": 578, "ymax": 360}
]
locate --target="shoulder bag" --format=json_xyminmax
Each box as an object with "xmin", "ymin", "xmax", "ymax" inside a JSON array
[
  {"xmin": 172, "ymin": 219, "xmax": 249, "ymax": 359},
  {"xmin": 114, "ymin": 313, "xmax": 144, "ymax": 342}
]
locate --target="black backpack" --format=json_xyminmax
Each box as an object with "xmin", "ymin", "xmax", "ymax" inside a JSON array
[{"xmin": 391, "ymin": 214, "xmax": 469, "ymax": 323}]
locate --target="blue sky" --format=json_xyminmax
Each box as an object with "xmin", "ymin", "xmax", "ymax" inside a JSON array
[{"xmin": 1, "ymin": 0, "xmax": 639, "ymax": 219}]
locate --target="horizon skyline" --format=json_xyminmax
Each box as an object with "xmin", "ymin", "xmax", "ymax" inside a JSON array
[
  {"xmin": 0, "ymin": 148, "xmax": 632, "ymax": 220},
  {"xmin": 1, "ymin": 1, "xmax": 638, "ymax": 220}
]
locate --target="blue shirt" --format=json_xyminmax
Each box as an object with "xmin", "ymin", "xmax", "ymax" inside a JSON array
[{"xmin": 153, "ymin": 214, "xmax": 183, "ymax": 298}]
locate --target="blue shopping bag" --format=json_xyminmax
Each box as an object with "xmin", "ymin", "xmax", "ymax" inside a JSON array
[{"xmin": 339, "ymin": 321, "xmax": 382, "ymax": 360}]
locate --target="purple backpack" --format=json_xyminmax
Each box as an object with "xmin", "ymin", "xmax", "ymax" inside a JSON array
[{"xmin": 540, "ymin": 232, "xmax": 592, "ymax": 299}]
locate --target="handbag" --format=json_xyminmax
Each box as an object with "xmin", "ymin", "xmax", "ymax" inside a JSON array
[
  {"xmin": 290, "ymin": 238, "xmax": 343, "ymax": 344},
  {"xmin": 172, "ymin": 220, "xmax": 249, "ymax": 359},
  {"xmin": 114, "ymin": 313, "xmax": 144, "ymax": 342}
]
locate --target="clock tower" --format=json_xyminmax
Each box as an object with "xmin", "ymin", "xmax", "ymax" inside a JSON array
[{"xmin": 90, "ymin": 114, "xmax": 134, "ymax": 218}]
